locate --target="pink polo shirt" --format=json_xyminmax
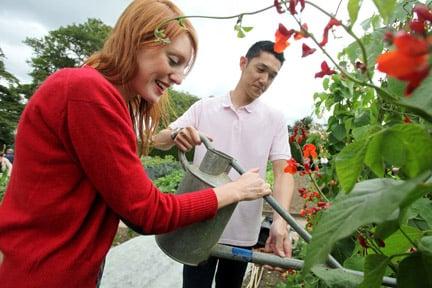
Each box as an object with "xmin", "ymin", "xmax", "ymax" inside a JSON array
[{"xmin": 170, "ymin": 93, "xmax": 291, "ymax": 246}]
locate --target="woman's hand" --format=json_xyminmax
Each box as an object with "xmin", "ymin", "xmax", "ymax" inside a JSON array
[{"xmin": 214, "ymin": 168, "xmax": 271, "ymax": 209}]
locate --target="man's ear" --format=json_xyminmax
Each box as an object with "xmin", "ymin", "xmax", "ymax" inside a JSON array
[{"xmin": 240, "ymin": 56, "xmax": 248, "ymax": 71}]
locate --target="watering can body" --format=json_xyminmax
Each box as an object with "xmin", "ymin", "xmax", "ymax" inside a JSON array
[{"xmin": 155, "ymin": 137, "xmax": 238, "ymax": 266}]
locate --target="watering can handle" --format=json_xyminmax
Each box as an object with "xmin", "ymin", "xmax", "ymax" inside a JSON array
[{"xmin": 178, "ymin": 133, "xmax": 214, "ymax": 172}]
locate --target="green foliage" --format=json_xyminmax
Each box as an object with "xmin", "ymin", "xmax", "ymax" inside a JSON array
[
  {"xmin": 24, "ymin": 18, "xmax": 111, "ymax": 90},
  {"xmin": 336, "ymin": 124, "xmax": 432, "ymax": 192},
  {"xmin": 149, "ymin": 89, "xmax": 199, "ymax": 159},
  {"xmin": 165, "ymin": 89, "xmax": 199, "ymax": 124},
  {"xmin": 358, "ymin": 254, "xmax": 389, "ymax": 288},
  {"xmin": 154, "ymin": 169, "xmax": 184, "ymax": 193},
  {"xmin": 303, "ymin": 172, "xmax": 431, "ymax": 274},
  {"xmin": 399, "ymin": 73, "xmax": 432, "ymax": 122},
  {"xmin": 347, "ymin": 0, "xmax": 363, "ymax": 26},
  {"xmin": 141, "ymin": 155, "xmax": 181, "ymax": 180},
  {"xmin": 311, "ymin": 265, "xmax": 363, "ymax": 288},
  {"xmin": 372, "ymin": 0, "xmax": 396, "ymax": 24},
  {"xmin": 141, "ymin": 155, "xmax": 184, "ymax": 193},
  {"xmin": 0, "ymin": 171, "xmax": 9, "ymax": 202},
  {"xmin": 0, "ymin": 48, "xmax": 23, "ymax": 146}
]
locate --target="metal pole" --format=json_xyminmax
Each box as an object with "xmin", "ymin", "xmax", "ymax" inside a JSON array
[
  {"xmin": 231, "ymin": 160, "xmax": 342, "ymax": 269},
  {"xmin": 211, "ymin": 244, "xmax": 397, "ymax": 287}
]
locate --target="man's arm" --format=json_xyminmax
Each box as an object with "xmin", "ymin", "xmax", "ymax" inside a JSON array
[{"xmin": 265, "ymin": 159, "xmax": 295, "ymax": 257}]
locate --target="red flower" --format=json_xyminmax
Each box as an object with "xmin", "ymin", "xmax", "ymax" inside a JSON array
[
  {"xmin": 413, "ymin": 4, "xmax": 432, "ymax": 23},
  {"xmin": 274, "ymin": 23, "xmax": 294, "ymax": 53},
  {"xmin": 302, "ymin": 43, "xmax": 316, "ymax": 57},
  {"xmin": 355, "ymin": 61, "xmax": 367, "ymax": 73},
  {"xmin": 383, "ymin": 31, "xmax": 394, "ymax": 44},
  {"xmin": 284, "ymin": 158, "xmax": 298, "ymax": 174},
  {"xmin": 294, "ymin": 23, "xmax": 309, "ymax": 40},
  {"xmin": 403, "ymin": 115, "xmax": 412, "ymax": 123},
  {"xmin": 274, "ymin": 0, "xmax": 284, "ymax": 14},
  {"xmin": 410, "ymin": 20, "xmax": 426, "ymax": 35},
  {"xmin": 319, "ymin": 18, "xmax": 342, "ymax": 47},
  {"xmin": 289, "ymin": 0, "xmax": 305, "ymax": 15},
  {"xmin": 314, "ymin": 61, "xmax": 336, "ymax": 78},
  {"xmin": 376, "ymin": 32, "xmax": 430, "ymax": 95},
  {"xmin": 303, "ymin": 144, "xmax": 318, "ymax": 159},
  {"xmin": 357, "ymin": 235, "xmax": 369, "ymax": 248}
]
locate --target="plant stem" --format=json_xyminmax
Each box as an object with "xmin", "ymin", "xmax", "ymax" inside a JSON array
[
  {"xmin": 302, "ymin": 1, "xmax": 398, "ymax": 100},
  {"xmin": 399, "ymin": 226, "xmax": 418, "ymax": 249},
  {"xmin": 308, "ymin": 173, "xmax": 329, "ymax": 202}
]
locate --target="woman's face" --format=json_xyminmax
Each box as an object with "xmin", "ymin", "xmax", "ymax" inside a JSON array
[{"xmin": 130, "ymin": 33, "xmax": 193, "ymax": 103}]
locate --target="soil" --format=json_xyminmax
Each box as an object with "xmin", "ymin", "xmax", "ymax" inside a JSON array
[{"xmin": 242, "ymin": 267, "xmax": 288, "ymax": 288}]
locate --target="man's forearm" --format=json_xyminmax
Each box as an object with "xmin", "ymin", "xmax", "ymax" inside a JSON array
[{"xmin": 272, "ymin": 160, "xmax": 295, "ymax": 223}]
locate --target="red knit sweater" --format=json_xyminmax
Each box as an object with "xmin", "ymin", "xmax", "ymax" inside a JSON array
[{"xmin": 0, "ymin": 67, "xmax": 218, "ymax": 287}]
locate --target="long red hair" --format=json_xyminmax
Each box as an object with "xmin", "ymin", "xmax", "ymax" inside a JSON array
[{"xmin": 85, "ymin": 0, "xmax": 198, "ymax": 155}]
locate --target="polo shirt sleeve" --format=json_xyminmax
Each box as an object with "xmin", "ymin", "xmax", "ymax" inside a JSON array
[
  {"xmin": 269, "ymin": 113, "xmax": 291, "ymax": 161},
  {"xmin": 169, "ymin": 99, "xmax": 202, "ymax": 129},
  {"xmin": 66, "ymin": 81, "xmax": 217, "ymax": 234}
]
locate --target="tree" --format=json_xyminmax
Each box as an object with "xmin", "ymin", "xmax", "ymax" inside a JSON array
[
  {"xmin": 24, "ymin": 18, "xmax": 111, "ymax": 92},
  {"xmin": 0, "ymin": 48, "xmax": 24, "ymax": 146}
]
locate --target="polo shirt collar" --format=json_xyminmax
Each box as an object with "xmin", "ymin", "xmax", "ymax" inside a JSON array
[{"xmin": 222, "ymin": 92, "xmax": 259, "ymax": 113}]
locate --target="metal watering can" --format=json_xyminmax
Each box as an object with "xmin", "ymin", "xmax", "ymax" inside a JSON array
[
  {"xmin": 155, "ymin": 135, "xmax": 238, "ymax": 266},
  {"xmin": 155, "ymin": 135, "xmax": 397, "ymax": 287}
]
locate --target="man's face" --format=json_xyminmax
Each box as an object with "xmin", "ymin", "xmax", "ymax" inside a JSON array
[{"xmin": 239, "ymin": 51, "xmax": 282, "ymax": 101}]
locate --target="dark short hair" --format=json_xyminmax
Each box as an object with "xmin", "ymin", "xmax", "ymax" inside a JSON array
[{"xmin": 245, "ymin": 41, "xmax": 285, "ymax": 65}]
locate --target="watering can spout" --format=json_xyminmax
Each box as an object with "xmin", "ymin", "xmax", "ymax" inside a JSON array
[{"xmin": 155, "ymin": 135, "xmax": 238, "ymax": 266}]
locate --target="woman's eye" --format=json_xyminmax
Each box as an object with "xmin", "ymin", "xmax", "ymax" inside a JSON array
[{"xmin": 169, "ymin": 56, "xmax": 179, "ymax": 66}]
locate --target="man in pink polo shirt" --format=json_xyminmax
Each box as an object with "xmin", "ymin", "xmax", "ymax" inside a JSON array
[{"xmin": 154, "ymin": 41, "xmax": 295, "ymax": 288}]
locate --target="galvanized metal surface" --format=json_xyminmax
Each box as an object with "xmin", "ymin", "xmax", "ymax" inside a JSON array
[{"xmin": 155, "ymin": 136, "xmax": 238, "ymax": 266}]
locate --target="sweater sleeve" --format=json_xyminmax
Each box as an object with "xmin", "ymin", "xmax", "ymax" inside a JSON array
[{"xmin": 65, "ymin": 85, "xmax": 217, "ymax": 234}]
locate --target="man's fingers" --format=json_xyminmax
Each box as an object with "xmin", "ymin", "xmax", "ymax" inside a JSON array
[{"xmin": 283, "ymin": 238, "xmax": 292, "ymax": 258}]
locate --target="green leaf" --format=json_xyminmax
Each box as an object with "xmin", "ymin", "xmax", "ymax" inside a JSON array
[
  {"xmin": 343, "ymin": 255, "xmax": 365, "ymax": 271},
  {"xmin": 303, "ymin": 173, "xmax": 431, "ymax": 274},
  {"xmin": 237, "ymin": 29, "xmax": 245, "ymax": 38},
  {"xmin": 311, "ymin": 265, "xmax": 363, "ymax": 288},
  {"xmin": 372, "ymin": 0, "xmax": 396, "ymax": 24},
  {"xmin": 399, "ymin": 72, "xmax": 432, "ymax": 122},
  {"xmin": 336, "ymin": 138, "xmax": 369, "ymax": 192},
  {"xmin": 419, "ymin": 236, "xmax": 432, "ymax": 257},
  {"xmin": 364, "ymin": 132, "xmax": 384, "ymax": 177},
  {"xmin": 374, "ymin": 209, "xmax": 400, "ymax": 240},
  {"xmin": 409, "ymin": 198, "xmax": 432, "ymax": 228},
  {"xmin": 323, "ymin": 78, "xmax": 329, "ymax": 90},
  {"xmin": 359, "ymin": 254, "xmax": 389, "ymax": 288},
  {"xmin": 398, "ymin": 253, "xmax": 432, "ymax": 288},
  {"xmin": 332, "ymin": 123, "xmax": 346, "ymax": 141},
  {"xmin": 380, "ymin": 225, "xmax": 422, "ymax": 256},
  {"xmin": 242, "ymin": 26, "xmax": 253, "ymax": 32},
  {"xmin": 348, "ymin": 0, "xmax": 362, "ymax": 25},
  {"xmin": 384, "ymin": 124, "xmax": 432, "ymax": 178}
]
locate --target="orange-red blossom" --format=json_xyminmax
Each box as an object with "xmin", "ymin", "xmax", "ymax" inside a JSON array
[
  {"xmin": 377, "ymin": 32, "xmax": 430, "ymax": 95},
  {"xmin": 303, "ymin": 143, "xmax": 318, "ymax": 159}
]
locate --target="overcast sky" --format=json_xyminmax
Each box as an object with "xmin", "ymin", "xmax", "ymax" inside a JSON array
[{"xmin": 0, "ymin": 0, "xmax": 376, "ymax": 124}]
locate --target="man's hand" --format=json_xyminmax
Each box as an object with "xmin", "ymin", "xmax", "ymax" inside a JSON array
[{"xmin": 265, "ymin": 218, "xmax": 291, "ymax": 258}]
